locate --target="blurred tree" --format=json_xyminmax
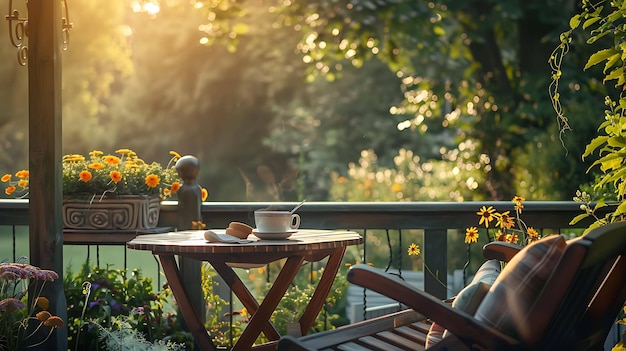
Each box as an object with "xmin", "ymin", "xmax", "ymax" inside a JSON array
[{"xmin": 194, "ymin": 0, "xmax": 607, "ymax": 201}]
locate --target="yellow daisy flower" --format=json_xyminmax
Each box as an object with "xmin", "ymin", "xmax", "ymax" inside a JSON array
[
  {"xmin": 476, "ymin": 206, "xmax": 496, "ymax": 228},
  {"xmin": 465, "ymin": 227, "xmax": 479, "ymax": 244}
]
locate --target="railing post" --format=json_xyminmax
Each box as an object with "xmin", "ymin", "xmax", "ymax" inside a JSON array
[
  {"xmin": 175, "ymin": 156, "xmax": 206, "ymax": 327},
  {"xmin": 424, "ymin": 229, "xmax": 447, "ymax": 299}
]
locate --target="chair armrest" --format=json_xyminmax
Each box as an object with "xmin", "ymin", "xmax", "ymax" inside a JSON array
[
  {"xmin": 482, "ymin": 241, "xmax": 522, "ymax": 262},
  {"xmin": 348, "ymin": 264, "xmax": 520, "ymax": 350}
]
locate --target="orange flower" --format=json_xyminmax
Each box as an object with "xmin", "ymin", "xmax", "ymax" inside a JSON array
[
  {"xmin": 1, "ymin": 174, "xmax": 11, "ymax": 182},
  {"xmin": 88, "ymin": 163, "xmax": 105, "ymax": 170},
  {"xmin": 79, "ymin": 170, "xmax": 92, "ymax": 182},
  {"xmin": 391, "ymin": 183, "xmax": 403, "ymax": 192},
  {"xmin": 145, "ymin": 174, "xmax": 160, "ymax": 188},
  {"xmin": 17, "ymin": 180, "xmax": 28, "ymax": 189},
  {"xmin": 109, "ymin": 170, "xmax": 122, "ymax": 183},
  {"xmin": 170, "ymin": 181, "xmax": 180, "ymax": 194},
  {"xmin": 36, "ymin": 297, "xmax": 49, "ymax": 310},
  {"xmin": 201, "ymin": 188, "xmax": 208, "ymax": 201},
  {"xmin": 15, "ymin": 170, "xmax": 29, "ymax": 179},
  {"xmin": 465, "ymin": 227, "xmax": 479, "ymax": 244},
  {"xmin": 43, "ymin": 316, "xmax": 64, "ymax": 328},
  {"xmin": 103, "ymin": 155, "xmax": 121, "ymax": 165},
  {"xmin": 36, "ymin": 311, "xmax": 51, "ymax": 322},
  {"xmin": 5, "ymin": 186, "xmax": 16, "ymax": 195},
  {"xmin": 115, "ymin": 148, "xmax": 132, "ymax": 155}
]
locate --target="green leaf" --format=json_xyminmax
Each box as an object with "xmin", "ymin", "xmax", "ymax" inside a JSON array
[
  {"xmin": 570, "ymin": 14, "xmax": 581, "ymax": 29},
  {"xmin": 569, "ymin": 213, "xmax": 589, "ymax": 225},
  {"xmin": 604, "ymin": 67, "xmax": 624, "ymax": 83},
  {"xmin": 585, "ymin": 49, "xmax": 617, "ymax": 70},
  {"xmin": 582, "ymin": 135, "xmax": 608, "ymax": 159},
  {"xmin": 582, "ymin": 16, "xmax": 602, "ymax": 29},
  {"xmin": 614, "ymin": 200, "xmax": 626, "ymax": 213},
  {"xmin": 604, "ymin": 53, "xmax": 621, "ymax": 73}
]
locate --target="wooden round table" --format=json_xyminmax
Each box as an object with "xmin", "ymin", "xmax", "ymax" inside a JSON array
[{"xmin": 127, "ymin": 229, "xmax": 363, "ymax": 351}]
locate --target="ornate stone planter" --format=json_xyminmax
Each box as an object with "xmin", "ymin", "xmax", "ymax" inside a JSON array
[{"xmin": 62, "ymin": 195, "xmax": 161, "ymax": 230}]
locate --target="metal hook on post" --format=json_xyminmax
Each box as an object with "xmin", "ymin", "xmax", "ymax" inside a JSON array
[
  {"xmin": 61, "ymin": 0, "xmax": 72, "ymax": 50},
  {"xmin": 5, "ymin": 0, "xmax": 28, "ymax": 65}
]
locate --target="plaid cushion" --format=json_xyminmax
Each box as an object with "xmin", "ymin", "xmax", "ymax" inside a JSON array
[
  {"xmin": 425, "ymin": 260, "xmax": 500, "ymax": 348},
  {"xmin": 474, "ymin": 234, "xmax": 566, "ymax": 343}
]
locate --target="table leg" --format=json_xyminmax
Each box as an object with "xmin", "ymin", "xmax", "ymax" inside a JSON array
[
  {"xmin": 159, "ymin": 255, "xmax": 217, "ymax": 351},
  {"xmin": 298, "ymin": 247, "xmax": 347, "ymax": 334},
  {"xmin": 211, "ymin": 261, "xmax": 281, "ymax": 340},
  {"xmin": 233, "ymin": 255, "xmax": 306, "ymax": 351}
]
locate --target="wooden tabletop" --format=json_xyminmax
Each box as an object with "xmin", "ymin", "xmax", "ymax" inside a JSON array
[{"xmin": 127, "ymin": 229, "xmax": 363, "ymax": 264}]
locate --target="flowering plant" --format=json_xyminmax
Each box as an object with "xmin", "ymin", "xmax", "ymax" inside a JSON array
[
  {"xmin": 408, "ymin": 197, "xmax": 541, "ymax": 284},
  {"xmin": 2, "ymin": 149, "xmax": 183, "ymax": 200},
  {"xmin": 0, "ymin": 258, "xmax": 64, "ymax": 350},
  {"xmin": 464, "ymin": 196, "xmax": 541, "ymax": 246}
]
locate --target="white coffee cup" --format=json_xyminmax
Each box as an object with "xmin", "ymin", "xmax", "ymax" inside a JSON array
[{"xmin": 254, "ymin": 210, "xmax": 301, "ymax": 233}]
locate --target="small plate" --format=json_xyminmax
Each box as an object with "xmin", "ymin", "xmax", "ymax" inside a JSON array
[{"xmin": 252, "ymin": 229, "xmax": 297, "ymax": 240}]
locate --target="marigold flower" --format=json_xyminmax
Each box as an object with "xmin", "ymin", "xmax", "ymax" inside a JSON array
[
  {"xmin": 170, "ymin": 181, "xmax": 180, "ymax": 194},
  {"xmin": 43, "ymin": 316, "xmax": 64, "ymax": 328},
  {"xmin": 476, "ymin": 206, "xmax": 496, "ymax": 228},
  {"xmin": 64, "ymin": 154, "xmax": 85, "ymax": 162},
  {"xmin": 115, "ymin": 148, "xmax": 132, "ymax": 155},
  {"xmin": 79, "ymin": 170, "xmax": 92, "ymax": 182},
  {"xmin": 145, "ymin": 174, "xmax": 160, "ymax": 188},
  {"xmin": 5, "ymin": 186, "xmax": 16, "ymax": 195},
  {"xmin": 103, "ymin": 155, "xmax": 121, "ymax": 165},
  {"xmin": 88, "ymin": 162, "xmax": 105, "ymax": 170},
  {"xmin": 1, "ymin": 174, "xmax": 11, "ymax": 182},
  {"xmin": 465, "ymin": 227, "xmax": 479, "ymax": 244},
  {"xmin": 17, "ymin": 179, "xmax": 28, "ymax": 189},
  {"xmin": 109, "ymin": 170, "xmax": 122, "ymax": 183},
  {"xmin": 407, "ymin": 243, "xmax": 420, "ymax": 256},
  {"xmin": 201, "ymin": 188, "xmax": 208, "ymax": 201},
  {"xmin": 36, "ymin": 311, "xmax": 51, "ymax": 321},
  {"xmin": 15, "ymin": 170, "xmax": 29, "ymax": 179},
  {"xmin": 391, "ymin": 183, "xmax": 403, "ymax": 192}
]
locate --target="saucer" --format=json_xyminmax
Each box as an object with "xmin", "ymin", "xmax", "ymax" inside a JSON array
[{"xmin": 252, "ymin": 229, "xmax": 297, "ymax": 240}]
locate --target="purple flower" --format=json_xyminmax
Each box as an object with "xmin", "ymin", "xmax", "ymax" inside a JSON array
[{"xmin": 0, "ymin": 298, "xmax": 26, "ymax": 313}]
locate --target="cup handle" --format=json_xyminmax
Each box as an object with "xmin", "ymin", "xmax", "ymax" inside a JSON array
[{"xmin": 290, "ymin": 214, "xmax": 301, "ymax": 229}]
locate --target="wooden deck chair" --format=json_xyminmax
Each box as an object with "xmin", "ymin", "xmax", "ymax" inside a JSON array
[{"xmin": 278, "ymin": 221, "xmax": 626, "ymax": 351}]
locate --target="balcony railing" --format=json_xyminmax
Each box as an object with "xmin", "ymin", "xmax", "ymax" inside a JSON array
[{"xmin": 1, "ymin": 199, "xmax": 591, "ymax": 282}]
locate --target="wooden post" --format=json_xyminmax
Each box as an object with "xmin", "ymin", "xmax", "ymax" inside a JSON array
[
  {"xmin": 27, "ymin": 0, "xmax": 67, "ymax": 350},
  {"xmin": 175, "ymin": 156, "xmax": 206, "ymax": 327}
]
